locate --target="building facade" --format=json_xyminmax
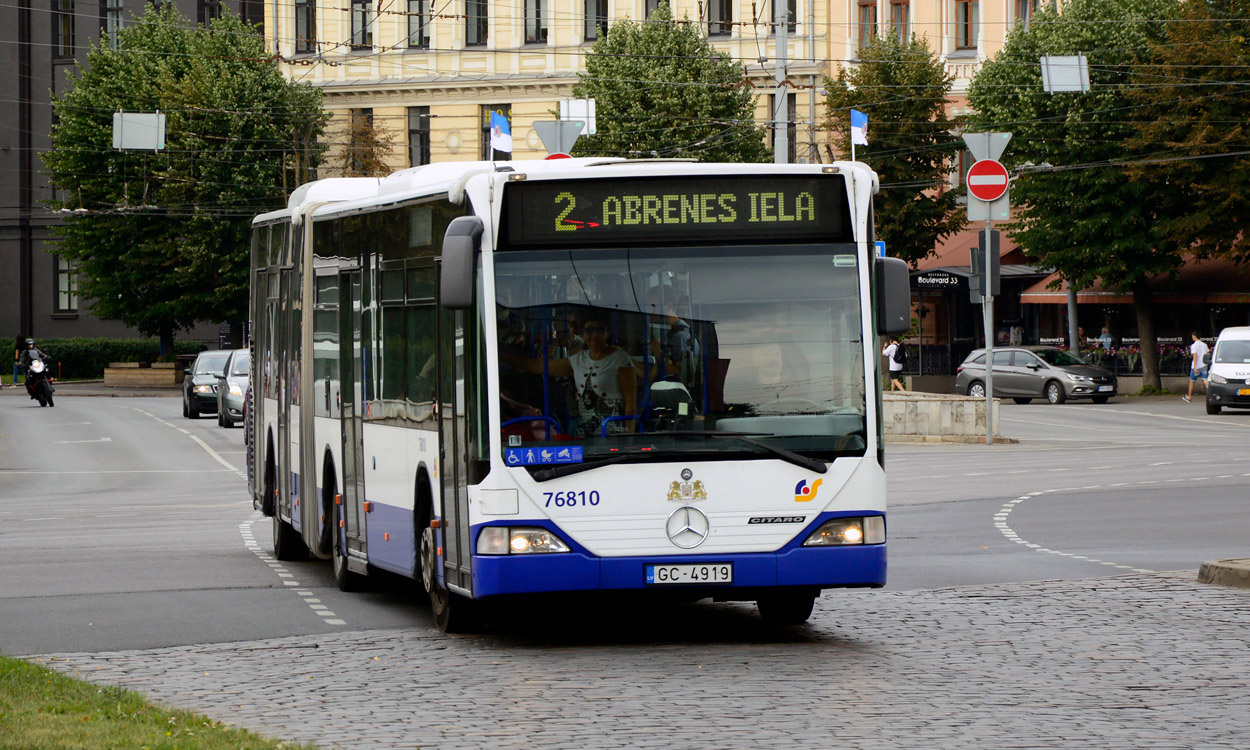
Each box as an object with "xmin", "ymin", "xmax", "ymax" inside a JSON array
[
  {"xmin": 1, "ymin": 0, "xmax": 261, "ymax": 344},
  {"xmin": 267, "ymin": 1, "xmax": 1039, "ymax": 172}
]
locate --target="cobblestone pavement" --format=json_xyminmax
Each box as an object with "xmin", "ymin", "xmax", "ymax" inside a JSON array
[{"xmin": 32, "ymin": 572, "xmax": 1250, "ymax": 749}]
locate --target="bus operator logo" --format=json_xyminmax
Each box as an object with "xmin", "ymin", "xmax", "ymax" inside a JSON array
[{"xmin": 794, "ymin": 478, "xmax": 823, "ymax": 503}]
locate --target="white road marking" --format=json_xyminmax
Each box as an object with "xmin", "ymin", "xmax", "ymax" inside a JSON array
[{"xmin": 53, "ymin": 437, "xmax": 112, "ymax": 444}]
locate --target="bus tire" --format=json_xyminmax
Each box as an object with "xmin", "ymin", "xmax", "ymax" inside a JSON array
[
  {"xmin": 756, "ymin": 591, "xmax": 816, "ymax": 626},
  {"xmin": 272, "ymin": 513, "xmax": 308, "ymax": 561},
  {"xmin": 420, "ymin": 507, "xmax": 478, "ymax": 633},
  {"xmin": 332, "ymin": 500, "xmax": 365, "ymax": 592}
]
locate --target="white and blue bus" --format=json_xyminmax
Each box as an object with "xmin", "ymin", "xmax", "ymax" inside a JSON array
[{"xmin": 248, "ymin": 159, "xmax": 910, "ymax": 631}]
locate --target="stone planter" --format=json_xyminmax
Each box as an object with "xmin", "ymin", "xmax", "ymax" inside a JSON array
[{"xmin": 104, "ymin": 361, "xmax": 183, "ymax": 387}]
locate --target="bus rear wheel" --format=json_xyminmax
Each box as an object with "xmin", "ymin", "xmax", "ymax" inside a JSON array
[
  {"xmin": 756, "ymin": 592, "xmax": 816, "ymax": 626},
  {"xmin": 420, "ymin": 519, "xmax": 478, "ymax": 633}
]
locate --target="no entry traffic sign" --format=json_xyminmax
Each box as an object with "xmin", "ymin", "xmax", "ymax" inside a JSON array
[{"xmin": 967, "ymin": 159, "xmax": 1009, "ymax": 202}]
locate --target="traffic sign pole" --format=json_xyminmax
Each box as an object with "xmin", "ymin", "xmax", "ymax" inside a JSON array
[{"xmin": 962, "ymin": 135, "xmax": 1013, "ymax": 446}]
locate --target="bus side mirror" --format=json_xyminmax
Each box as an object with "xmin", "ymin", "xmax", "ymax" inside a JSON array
[
  {"xmin": 440, "ymin": 216, "xmax": 484, "ymax": 310},
  {"xmin": 875, "ymin": 256, "xmax": 910, "ymax": 335}
]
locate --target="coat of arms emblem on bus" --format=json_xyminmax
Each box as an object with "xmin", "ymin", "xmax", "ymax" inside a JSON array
[{"xmin": 667, "ymin": 469, "xmax": 708, "ymax": 503}]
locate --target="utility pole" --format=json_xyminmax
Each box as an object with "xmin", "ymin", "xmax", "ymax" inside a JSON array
[{"xmin": 773, "ymin": 0, "xmax": 788, "ymax": 164}]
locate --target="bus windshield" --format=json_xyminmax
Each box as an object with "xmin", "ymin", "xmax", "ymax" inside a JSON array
[{"xmin": 495, "ymin": 244, "xmax": 867, "ymax": 466}]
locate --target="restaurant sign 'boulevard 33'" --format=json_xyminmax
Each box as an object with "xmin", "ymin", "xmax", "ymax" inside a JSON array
[{"xmin": 502, "ymin": 175, "xmax": 853, "ymax": 248}]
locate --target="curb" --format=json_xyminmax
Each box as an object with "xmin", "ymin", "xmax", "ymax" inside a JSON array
[
  {"xmin": 886, "ymin": 435, "xmax": 1020, "ymax": 445},
  {"xmin": 1196, "ymin": 559, "xmax": 1250, "ymax": 590}
]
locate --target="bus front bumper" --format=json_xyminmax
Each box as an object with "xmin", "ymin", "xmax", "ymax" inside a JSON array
[{"xmin": 470, "ymin": 542, "xmax": 886, "ymax": 599}]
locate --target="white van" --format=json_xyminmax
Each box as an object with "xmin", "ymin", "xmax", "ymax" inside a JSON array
[{"xmin": 1205, "ymin": 326, "xmax": 1250, "ymax": 415}]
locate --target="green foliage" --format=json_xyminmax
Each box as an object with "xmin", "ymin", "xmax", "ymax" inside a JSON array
[
  {"xmin": 1127, "ymin": 0, "xmax": 1250, "ymax": 263},
  {"xmin": 571, "ymin": 4, "xmax": 769, "ymax": 162},
  {"xmin": 966, "ymin": 0, "xmax": 1184, "ymax": 293},
  {"xmin": 0, "ymin": 656, "xmax": 315, "ymax": 748},
  {"xmin": 824, "ymin": 34, "xmax": 965, "ymax": 265},
  {"xmin": 33, "ymin": 338, "xmax": 209, "ymax": 379},
  {"xmin": 41, "ymin": 4, "xmax": 328, "ymax": 348}
]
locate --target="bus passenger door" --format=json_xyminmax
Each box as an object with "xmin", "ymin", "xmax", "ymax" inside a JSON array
[
  {"xmin": 437, "ymin": 307, "xmax": 472, "ymax": 596},
  {"xmin": 338, "ymin": 270, "xmax": 367, "ymax": 559}
]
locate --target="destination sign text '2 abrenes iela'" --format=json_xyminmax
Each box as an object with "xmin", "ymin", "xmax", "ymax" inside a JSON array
[{"xmin": 502, "ymin": 175, "xmax": 852, "ymax": 247}]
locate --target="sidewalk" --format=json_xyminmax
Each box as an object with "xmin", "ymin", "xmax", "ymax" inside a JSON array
[{"xmin": 0, "ymin": 379, "xmax": 180, "ymax": 398}]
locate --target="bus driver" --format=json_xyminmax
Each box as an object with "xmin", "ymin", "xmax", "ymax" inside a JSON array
[{"xmin": 507, "ymin": 318, "xmax": 638, "ymax": 438}]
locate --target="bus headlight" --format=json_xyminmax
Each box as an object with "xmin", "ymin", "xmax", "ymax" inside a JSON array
[
  {"xmin": 477, "ymin": 526, "xmax": 571, "ymax": 555},
  {"xmin": 803, "ymin": 516, "xmax": 885, "ymax": 546}
]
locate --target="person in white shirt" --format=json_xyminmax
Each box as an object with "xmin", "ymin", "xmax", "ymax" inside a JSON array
[
  {"xmin": 882, "ymin": 338, "xmax": 906, "ymax": 391},
  {"xmin": 509, "ymin": 318, "xmax": 638, "ymax": 437},
  {"xmin": 1184, "ymin": 331, "xmax": 1210, "ymax": 403}
]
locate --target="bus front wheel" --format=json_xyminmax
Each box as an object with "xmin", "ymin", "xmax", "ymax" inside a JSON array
[{"xmin": 756, "ymin": 591, "xmax": 816, "ymax": 626}]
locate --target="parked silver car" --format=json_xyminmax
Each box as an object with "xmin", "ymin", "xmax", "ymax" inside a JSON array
[
  {"xmin": 214, "ymin": 348, "xmax": 250, "ymax": 428},
  {"xmin": 955, "ymin": 346, "xmax": 1117, "ymax": 404}
]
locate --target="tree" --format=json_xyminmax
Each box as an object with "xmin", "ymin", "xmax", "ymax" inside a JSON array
[
  {"xmin": 570, "ymin": 3, "xmax": 769, "ymax": 162},
  {"xmin": 1128, "ymin": 0, "xmax": 1250, "ymax": 264},
  {"xmin": 42, "ymin": 5, "xmax": 328, "ymax": 356},
  {"xmin": 966, "ymin": 0, "xmax": 1182, "ymax": 390},
  {"xmin": 824, "ymin": 34, "xmax": 965, "ymax": 266},
  {"xmin": 338, "ymin": 109, "xmax": 398, "ymax": 177}
]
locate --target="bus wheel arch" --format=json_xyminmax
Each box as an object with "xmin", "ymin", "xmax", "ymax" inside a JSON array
[
  {"xmin": 417, "ymin": 465, "xmax": 479, "ymax": 633},
  {"xmin": 262, "ymin": 430, "xmax": 276, "ymax": 516},
  {"xmin": 318, "ymin": 448, "xmax": 337, "ymax": 558}
]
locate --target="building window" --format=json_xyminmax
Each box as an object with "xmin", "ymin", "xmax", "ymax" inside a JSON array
[
  {"xmin": 890, "ymin": 0, "xmax": 909, "ymax": 42},
  {"xmin": 199, "ymin": 0, "xmax": 223, "ymax": 25},
  {"xmin": 482, "ymin": 104, "xmax": 510, "ymax": 160},
  {"xmin": 466, "ymin": 0, "xmax": 488, "ymax": 46},
  {"xmin": 956, "ymin": 0, "xmax": 978, "ymax": 49},
  {"xmin": 772, "ymin": 0, "xmax": 797, "ymax": 33},
  {"xmin": 53, "ymin": 0, "xmax": 75, "ymax": 60},
  {"xmin": 295, "ymin": 0, "xmax": 316, "ymax": 53},
  {"xmin": 240, "ymin": 0, "xmax": 264, "ymax": 27},
  {"xmin": 407, "ymin": 0, "xmax": 430, "ymax": 48},
  {"xmin": 55, "ymin": 257, "xmax": 79, "ymax": 314},
  {"xmin": 349, "ymin": 109, "xmax": 374, "ymax": 174},
  {"xmin": 585, "ymin": 0, "xmax": 608, "ymax": 40},
  {"xmin": 351, "ymin": 0, "xmax": 373, "ymax": 50},
  {"xmin": 101, "ymin": 0, "xmax": 124, "ymax": 50},
  {"xmin": 1015, "ymin": 0, "xmax": 1036, "ymax": 29},
  {"xmin": 525, "ymin": 0, "xmax": 547, "ymax": 44},
  {"xmin": 858, "ymin": 0, "xmax": 877, "ymax": 49},
  {"xmin": 708, "ymin": 0, "xmax": 731, "ymax": 36},
  {"xmin": 408, "ymin": 107, "xmax": 430, "ymax": 167},
  {"xmin": 646, "ymin": 0, "xmax": 660, "ymax": 17},
  {"xmin": 771, "ymin": 92, "xmax": 797, "ymax": 163}
]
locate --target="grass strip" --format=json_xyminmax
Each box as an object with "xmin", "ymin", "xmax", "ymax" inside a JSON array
[{"xmin": 0, "ymin": 656, "xmax": 316, "ymax": 749}]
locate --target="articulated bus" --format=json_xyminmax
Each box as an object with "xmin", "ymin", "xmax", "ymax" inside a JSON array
[{"xmin": 248, "ymin": 159, "xmax": 910, "ymax": 631}]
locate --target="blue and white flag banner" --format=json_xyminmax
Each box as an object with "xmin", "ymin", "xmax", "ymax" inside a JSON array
[
  {"xmin": 490, "ymin": 111, "xmax": 513, "ymax": 154},
  {"xmin": 850, "ymin": 109, "xmax": 868, "ymax": 146}
]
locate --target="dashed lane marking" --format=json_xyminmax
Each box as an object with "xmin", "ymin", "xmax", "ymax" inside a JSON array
[{"xmin": 241, "ymin": 515, "xmax": 347, "ymax": 628}]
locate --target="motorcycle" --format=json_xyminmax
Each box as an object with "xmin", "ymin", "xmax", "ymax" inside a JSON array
[{"xmin": 25, "ymin": 357, "xmax": 55, "ymax": 407}]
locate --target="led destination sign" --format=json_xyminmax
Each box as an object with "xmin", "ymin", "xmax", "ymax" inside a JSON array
[{"xmin": 502, "ymin": 175, "xmax": 851, "ymax": 247}]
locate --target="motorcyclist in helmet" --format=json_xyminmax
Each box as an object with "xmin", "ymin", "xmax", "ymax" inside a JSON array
[{"xmin": 18, "ymin": 339, "xmax": 46, "ymax": 372}]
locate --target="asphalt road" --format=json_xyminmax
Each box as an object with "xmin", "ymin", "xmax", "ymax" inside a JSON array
[{"xmin": 2, "ymin": 390, "xmax": 1247, "ymax": 656}]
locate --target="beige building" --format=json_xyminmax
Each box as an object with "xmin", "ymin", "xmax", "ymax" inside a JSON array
[{"xmin": 263, "ymin": 1, "xmax": 1051, "ymax": 173}]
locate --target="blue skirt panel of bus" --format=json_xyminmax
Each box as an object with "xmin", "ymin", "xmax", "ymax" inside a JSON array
[
  {"xmin": 469, "ymin": 511, "xmax": 886, "ymax": 599},
  {"xmin": 360, "ymin": 501, "xmax": 417, "ymax": 578}
]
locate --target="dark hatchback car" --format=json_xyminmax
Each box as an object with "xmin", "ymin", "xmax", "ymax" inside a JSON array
[
  {"xmin": 955, "ymin": 346, "xmax": 1117, "ymax": 404},
  {"xmin": 183, "ymin": 349, "xmax": 232, "ymax": 418}
]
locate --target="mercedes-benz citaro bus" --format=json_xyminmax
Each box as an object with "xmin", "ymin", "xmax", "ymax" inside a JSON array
[{"xmin": 247, "ymin": 158, "xmax": 911, "ymax": 631}]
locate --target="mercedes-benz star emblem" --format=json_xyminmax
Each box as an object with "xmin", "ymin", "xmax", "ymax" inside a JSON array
[
  {"xmin": 666, "ymin": 505, "xmax": 710, "ymax": 549},
  {"xmin": 681, "ymin": 468, "xmax": 693, "ymax": 481}
]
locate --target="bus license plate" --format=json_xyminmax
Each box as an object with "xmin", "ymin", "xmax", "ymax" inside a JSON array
[
  {"xmin": 1098, "ymin": 385, "xmax": 1114, "ymax": 392},
  {"xmin": 646, "ymin": 563, "xmax": 733, "ymax": 585}
]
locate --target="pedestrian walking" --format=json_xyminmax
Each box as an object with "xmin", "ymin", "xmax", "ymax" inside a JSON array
[
  {"xmin": 883, "ymin": 338, "xmax": 906, "ymax": 391},
  {"xmin": 1183, "ymin": 331, "xmax": 1209, "ymax": 403}
]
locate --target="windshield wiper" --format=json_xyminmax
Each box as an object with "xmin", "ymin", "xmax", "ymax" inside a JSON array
[
  {"xmin": 531, "ymin": 452, "xmax": 634, "ymax": 482},
  {"xmin": 642, "ymin": 430, "xmax": 829, "ymax": 474}
]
